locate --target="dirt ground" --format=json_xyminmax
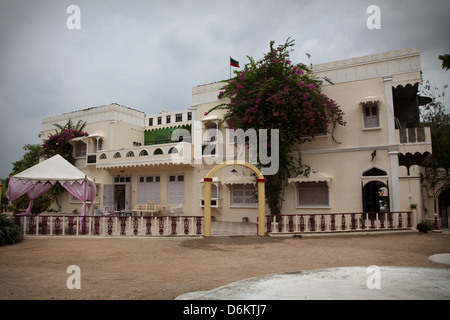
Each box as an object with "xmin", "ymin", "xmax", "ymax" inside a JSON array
[{"xmin": 0, "ymin": 231, "xmax": 449, "ymax": 300}]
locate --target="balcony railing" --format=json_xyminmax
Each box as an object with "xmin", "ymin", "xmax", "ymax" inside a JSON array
[
  {"xmin": 14, "ymin": 214, "xmax": 203, "ymax": 237},
  {"xmin": 396, "ymin": 127, "xmax": 430, "ymax": 144},
  {"xmin": 95, "ymin": 142, "xmax": 193, "ymax": 168},
  {"xmin": 265, "ymin": 212, "xmax": 412, "ymax": 234}
]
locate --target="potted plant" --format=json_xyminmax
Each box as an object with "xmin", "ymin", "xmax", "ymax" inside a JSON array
[{"xmin": 417, "ymin": 221, "xmax": 432, "ymax": 233}]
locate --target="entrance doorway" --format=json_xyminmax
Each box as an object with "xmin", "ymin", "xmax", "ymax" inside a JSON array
[
  {"xmin": 115, "ymin": 185, "xmax": 126, "ymax": 211},
  {"xmin": 363, "ymin": 181, "xmax": 390, "ymax": 213},
  {"xmin": 439, "ymin": 188, "xmax": 450, "ymax": 228}
]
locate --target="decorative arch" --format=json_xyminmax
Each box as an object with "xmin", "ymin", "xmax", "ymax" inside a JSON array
[
  {"xmin": 398, "ymin": 152, "xmax": 431, "ymax": 175},
  {"xmin": 153, "ymin": 148, "xmax": 163, "ymax": 155},
  {"xmin": 203, "ymin": 161, "xmax": 265, "ymax": 237},
  {"xmin": 362, "ymin": 166, "xmax": 388, "ymax": 177}
]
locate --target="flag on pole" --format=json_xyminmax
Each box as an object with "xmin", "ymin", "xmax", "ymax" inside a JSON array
[{"xmin": 230, "ymin": 57, "xmax": 240, "ymax": 68}]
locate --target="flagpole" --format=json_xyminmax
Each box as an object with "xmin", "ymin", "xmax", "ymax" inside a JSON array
[{"xmin": 229, "ymin": 56, "xmax": 231, "ymax": 79}]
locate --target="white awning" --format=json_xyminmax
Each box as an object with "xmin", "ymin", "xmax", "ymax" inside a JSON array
[
  {"xmin": 202, "ymin": 115, "xmax": 219, "ymax": 122},
  {"xmin": 288, "ymin": 172, "xmax": 332, "ymax": 185},
  {"xmin": 360, "ymin": 94, "xmax": 382, "ymax": 104}
]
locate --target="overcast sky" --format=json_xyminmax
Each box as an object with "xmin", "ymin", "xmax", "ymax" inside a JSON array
[{"xmin": 0, "ymin": 0, "xmax": 449, "ymax": 178}]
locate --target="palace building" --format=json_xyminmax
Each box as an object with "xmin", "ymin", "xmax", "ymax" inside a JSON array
[{"xmin": 40, "ymin": 47, "xmax": 443, "ymax": 230}]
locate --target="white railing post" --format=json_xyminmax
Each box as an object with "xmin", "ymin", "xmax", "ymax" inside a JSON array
[
  {"xmin": 23, "ymin": 216, "xmax": 27, "ymax": 236},
  {"xmin": 36, "ymin": 216, "xmax": 39, "ymax": 235}
]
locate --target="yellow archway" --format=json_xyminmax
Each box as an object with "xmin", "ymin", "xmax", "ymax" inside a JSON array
[{"xmin": 203, "ymin": 161, "xmax": 266, "ymax": 237}]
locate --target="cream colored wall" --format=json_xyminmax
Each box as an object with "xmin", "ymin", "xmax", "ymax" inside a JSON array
[
  {"xmin": 39, "ymin": 49, "xmax": 433, "ymax": 225},
  {"xmin": 109, "ymin": 120, "xmax": 145, "ymax": 150},
  {"xmin": 305, "ymin": 78, "xmax": 389, "ymax": 151}
]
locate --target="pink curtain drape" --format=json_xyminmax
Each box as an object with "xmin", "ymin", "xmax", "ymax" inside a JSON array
[
  {"xmin": 62, "ymin": 180, "xmax": 96, "ymax": 216},
  {"xmin": 25, "ymin": 182, "xmax": 53, "ymax": 213},
  {"xmin": 6, "ymin": 179, "xmax": 96, "ymax": 215},
  {"xmin": 6, "ymin": 179, "xmax": 35, "ymax": 205}
]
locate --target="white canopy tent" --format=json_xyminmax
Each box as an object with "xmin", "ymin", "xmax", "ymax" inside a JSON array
[{"xmin": 6, "ymin": 154, "xmax": 96, "ymax": 215}]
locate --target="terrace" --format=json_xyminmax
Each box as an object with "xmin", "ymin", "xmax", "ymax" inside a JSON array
[{"xmin": 92, "ymin": 142, "xmax": 194, "ymax": 169}]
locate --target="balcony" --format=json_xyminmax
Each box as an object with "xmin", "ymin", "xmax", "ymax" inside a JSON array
[
  {"xmin": 95, "ymin": 142, "xmax": 193, "ymax": 169},
  {"xmin": 396, "ymin": 127, "xmax": 432, "ymax": 174},
  {"xmin": 397, "ymin": 127, "xmax": 428, "ymax": 144},
  {"xmin": 396, "ymin": 126, "xmax": 432, "ymax": 154}
]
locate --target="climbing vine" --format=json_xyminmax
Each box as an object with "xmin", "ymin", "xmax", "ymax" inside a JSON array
[{"xmin": 208, "ymin": 38, "xmax": 345, "ymax": 215}]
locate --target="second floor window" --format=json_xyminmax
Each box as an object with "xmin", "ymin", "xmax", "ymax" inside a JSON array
[
  {"xmin": 176, "ymin": 113, "xmax": 182, "ymax": 122},
  {"xmin": 363, "ymin": 104, "xmax": 380, "ymax": 129},
  {"xmin": 74, "ymin": 141, "xmax": 86, "ymax": 158}
]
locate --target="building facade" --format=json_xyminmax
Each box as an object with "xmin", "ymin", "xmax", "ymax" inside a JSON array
[{"xmin": 40, "ymin": 47, "xmax": 437, "ymax": 227}]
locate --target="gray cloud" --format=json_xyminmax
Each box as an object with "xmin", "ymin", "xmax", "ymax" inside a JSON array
[{"xmin": 0, "ymin": 0, "xmax": 449, "ymax": 177}]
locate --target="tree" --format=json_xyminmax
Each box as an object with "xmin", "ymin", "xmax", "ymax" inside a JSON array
[
  {"xmin": 420, "ymin": 81, "xmax": 450, "ymax": 198},
  {"xmin": 40, "ymin": 119, "xmax": 88, "ymax": 164},
  {"xmin": 208, "ymin": 38, "xmax": 345, "ymax": 215},
  {"xmin": 421, "ymin": 82, "xmax": 450, "ymax": 172},
  {"xmin": 439, "ymin": 53, "xmax": 450, "ymax": 71},
  {"xmin": 11, "ymin": 144, "xmax": 41, "ymax": 175}
]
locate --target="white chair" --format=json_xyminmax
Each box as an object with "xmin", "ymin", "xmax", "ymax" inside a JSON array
[{"xmin": 170, "ymin": 204, "xmax": 183, "ymax": 216}]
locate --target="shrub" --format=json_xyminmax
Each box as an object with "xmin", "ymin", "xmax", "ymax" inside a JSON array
[
  {"xmin": 0, "ymin": 214, "xmax": 24, "ymax": 245},
  {"xmin": 417, "ymin": 221, "xmax": 433, "ymax": 233}
]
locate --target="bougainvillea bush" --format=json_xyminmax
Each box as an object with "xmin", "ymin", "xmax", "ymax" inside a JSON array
[
  {"xmin": 40, "ymin": 120, "xmax": 88, "ymax": 164},
  {"xmin": 208, "ymin": 38, "xmax": 345, "ymax": 215}
]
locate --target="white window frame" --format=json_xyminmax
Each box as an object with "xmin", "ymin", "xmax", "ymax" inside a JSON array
[
  {"xmin": 138, "ymin": 175, "xmax": 161, "ymax": 204},
  {"xmin": 74, "ymin": 141, "xmax": 87, "ymax": 158},
  {"xmin": 295, "ymin": 181, "xmax": 330, "ymax": 209},
  {"xmin": 200, "ymin": 181, "xmax": 220, "ymax": 207},
  {"xmin": 230, "ymin": 183, "xmax": 257, "ymax": 208},
  {"xmin": 362, "ymin": 102, "xmax": 381, "ymax": 130},
  {"xmin": 168, "ymin": 174, "xmax": 185, "ymax": 205}
]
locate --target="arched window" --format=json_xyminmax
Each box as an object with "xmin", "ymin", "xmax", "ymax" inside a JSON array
[
  {"xmin": 168, "ymin": 147, "xmax": 178, "ymax": 154},
  {"xmin": 99, "ymin": 153, "xmax": 107, "ymax": 159},
  {"xmin": 126, "ymin": 151, "xmax": 135, "ymax": 157},
  {"xmin": 153, "ymin": 148, "xmax": 163, "ymax": 155},
  {"xmin": 362, "ymin": 167, "xmax": 387, "ymax": 177},
  {"xmin": 139, "ymin": 150, "xmax": 148, "ymax": 156},
  {"xmin": 113, "ymin": 152, "xmax": 122, "ymax": 158}
]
